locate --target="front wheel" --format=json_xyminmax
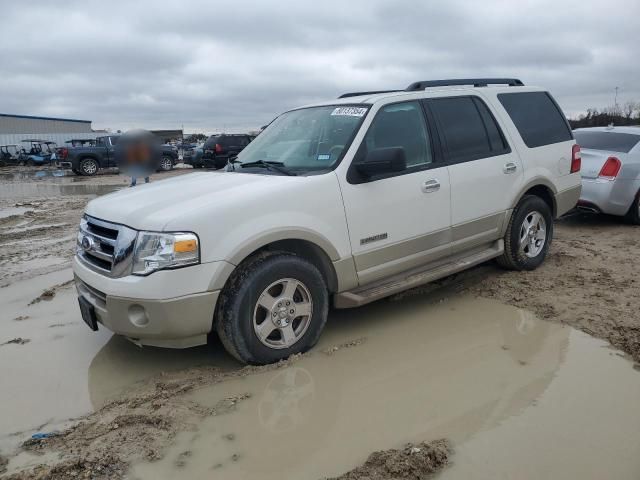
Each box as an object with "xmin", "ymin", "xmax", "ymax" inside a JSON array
[
  {"xmin": 159, "ymin": 156, "xmax": 173, "ymax": 172},
  {"xmin": 216, "ymin": 252, "xmax": 329, "ymax": 365},
  {"xmin": 497, "ymin": 195, "xmax": 553, "ymax": 271}
]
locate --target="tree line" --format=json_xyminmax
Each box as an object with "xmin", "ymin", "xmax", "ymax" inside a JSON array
[{"xmin": 569, "ymin": 102, "xmax": 640, "ymax": 128}]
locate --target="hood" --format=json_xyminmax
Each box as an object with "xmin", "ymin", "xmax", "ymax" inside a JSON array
[{"xmin": 84, "ymin": 171, "xmax": 302, "ymax": 230}]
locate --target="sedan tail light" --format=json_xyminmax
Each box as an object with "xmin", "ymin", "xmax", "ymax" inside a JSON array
[
  {"xmin": 570, "ymin": 144, "xmax": 581, "ymax": 173},
  {"xmin": 598, "ymin": 156, "xmax": 621, "ymax": 180}
]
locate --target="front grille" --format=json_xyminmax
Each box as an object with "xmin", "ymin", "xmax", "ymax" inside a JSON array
[{"xmin": 77, "ymin": 216, "xmax": 137, "ymax": 277}]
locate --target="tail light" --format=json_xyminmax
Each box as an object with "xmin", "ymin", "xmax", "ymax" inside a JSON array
[
  {"xmin": 61, "ymin": 147, "xmax": 68, "ymax": 159},
  {"xmin": 215, "ymin": 143, "xmax": 222, "ymax": 154},
  {"xmin": 598, "ymin": 156, "xmax": 621, "ymax": 180},
  {"xmin": 570, "ymin": 144, "xmax": 581, "ymax": 173}
]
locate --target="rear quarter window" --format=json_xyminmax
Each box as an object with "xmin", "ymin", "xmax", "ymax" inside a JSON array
[
  {"xmin": 498, "ymin": 92, "xmax": 572, "ymax": 148},
  {"xmin": 573, "ymin": 131, "xmax": 640, "ymax": 154}
]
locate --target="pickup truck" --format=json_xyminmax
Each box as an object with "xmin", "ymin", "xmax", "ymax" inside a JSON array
[
  {"xmin": 58, "ymin": 135, "xmax": 179, "ymax": 175},
  {"xmin": 73, "ymin": 78, "xmax": 581, "ymax": 364}
]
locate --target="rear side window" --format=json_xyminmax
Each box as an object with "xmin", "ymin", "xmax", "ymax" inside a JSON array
[
  {"xmin": 428, "ymin": 96, "xmax": 510, "ymax": 163},
  {"xmin": 573, "ymin": 131, "xmax": 640, "ymax": 154},
  {"xmin": 498, "ymin": 92, "xmax": 572, "ymax": 148}
]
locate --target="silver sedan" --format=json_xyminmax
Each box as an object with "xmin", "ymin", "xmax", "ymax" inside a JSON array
[{"xmin": 574, "ymin": 126, "xmax": 640, "ymax": 223}]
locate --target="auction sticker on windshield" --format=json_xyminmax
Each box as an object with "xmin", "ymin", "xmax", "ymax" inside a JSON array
[{"xmin": 331, "ymin": 107, "xmax": 368, "ymax": 117}]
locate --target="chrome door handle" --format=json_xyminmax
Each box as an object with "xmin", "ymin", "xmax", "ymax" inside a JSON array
[
  {"xmin": 503, "ymin": 162, "xmax": 517, "ymax": 174},
  {"xmin": 422, "ymin": 179, "xmax": 440, "ymax": 193}
]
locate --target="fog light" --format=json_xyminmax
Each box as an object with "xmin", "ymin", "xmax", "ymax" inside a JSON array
[{"xmin": 128, "ymin": 304, "xmax": 149, "ymax": 327}]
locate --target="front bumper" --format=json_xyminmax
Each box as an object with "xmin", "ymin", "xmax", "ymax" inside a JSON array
[
  {"xmin": 73, "ymin": 256, "xmax": 225, "ymax": 348},
  {"xmin": 579, "ymin": 177, "xmax": 638, "ymax": 216}
]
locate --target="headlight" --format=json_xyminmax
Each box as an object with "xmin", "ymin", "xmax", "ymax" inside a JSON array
[{"xmin": 132, "ymin": 231, "xmax": 199, "ymax": 275}]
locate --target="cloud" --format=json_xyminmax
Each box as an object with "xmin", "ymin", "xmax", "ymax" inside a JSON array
[{"xmin": 0, "ymin": 0, "xmax": 637, "ymax": 132}]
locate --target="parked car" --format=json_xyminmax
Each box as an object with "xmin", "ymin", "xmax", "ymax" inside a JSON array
[
  {"xmin": 73, "ymin": 78, "xmax": 581, "ymax": 364},
  {"xmin": 0, "ymin": 144, "xmax": 21, "ymax": 166},
  {"xmin": 573, "ymin": 126, "xmax": 640, "ymax": 223},
  {"xmin": 59, "ymin": 135, "xmax": 179, "ymax": 175},
  {"xmin": 187, "ymin": 134, "xmax": 253, "ymax": 169}
]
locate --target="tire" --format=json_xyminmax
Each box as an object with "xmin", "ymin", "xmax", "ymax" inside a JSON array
[
  {"xmin": 79, "ymin": 158, "xmax": 99, "ymax": 176},
  {"xmin": 159, "ymin": 156, "xmax": 173, "ymax": 172},
  {"xmin": 26, "ymin": 159, "xmax": 35, "ymax": 167},
  {"xmin": 497, "ymin": 195, "xmax": 553, "ymax": 271},
  {"xmin": 624, "ymin": 191, "xmax": 640, "ymax": 225},
  {"xmin": 216, "ymin": 252, "xmax": 329, "ymax": 365}
]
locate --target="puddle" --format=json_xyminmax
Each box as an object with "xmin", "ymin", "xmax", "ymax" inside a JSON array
[
  {"xmin": 0, "ymin": 181, "xmax": 120, "ymax": 200},
  {"xmin": 124, "ymin": 296, "xmax": 640, "ymax": 480},
  {"xmin": 2, "ymin": 269, "xmax": 640, "ymax": 479},
  {"xmin": 0, "ymin": 206, "xmax": 30, "ymax": 220},
  {"xmin": 0, "ymin": 269, "xmax": 239, "ymax": 452}
]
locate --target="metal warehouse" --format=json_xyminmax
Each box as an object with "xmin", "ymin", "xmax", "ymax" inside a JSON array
[{"xmin": 0, "ymin": 113, "xmax": 100, "ymax": 146}]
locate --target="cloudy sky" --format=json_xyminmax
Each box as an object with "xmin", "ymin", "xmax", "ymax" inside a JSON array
[{"xmin": 1, "ymin": 0, "xmax": 638, "ymax": 133}]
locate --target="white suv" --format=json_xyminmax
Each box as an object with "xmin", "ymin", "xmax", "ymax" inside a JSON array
[{"xmin": 73, "ymin": 78, "xmax": 581, "ymax": 364}]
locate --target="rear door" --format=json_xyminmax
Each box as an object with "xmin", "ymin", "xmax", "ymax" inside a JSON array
[
  {"xmin": 339, "ymin": 100, "xmax": 452, "ymax": 285},
  {"xmin": 425, "ymin": 95, "xmax": 521, "ymax": 253}
]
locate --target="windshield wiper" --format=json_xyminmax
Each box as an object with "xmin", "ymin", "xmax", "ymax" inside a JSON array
[{"xmin": 240, "ymin": 160, "xmax": 296, "ymax": 176}]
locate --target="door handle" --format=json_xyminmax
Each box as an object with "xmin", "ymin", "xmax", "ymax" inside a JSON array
[
  {"xmin": 503, "ymin": 162, "xmax": 517, "ymax": 174},
  {"xmin": 422, "ymin": 179, "xmax": 440, "ymax": 193}
]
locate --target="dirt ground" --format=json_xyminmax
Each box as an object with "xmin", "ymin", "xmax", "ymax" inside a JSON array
[{"xmin": 1, "ymin": 165, "xmax": 640, "ymax": 479}]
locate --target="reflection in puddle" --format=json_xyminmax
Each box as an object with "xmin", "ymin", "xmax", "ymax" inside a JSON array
[{"xmin": 130, "ymin": 296, "xmax": 640, "ymax": 480}]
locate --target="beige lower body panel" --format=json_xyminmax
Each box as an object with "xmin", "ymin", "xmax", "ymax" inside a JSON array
[{"xmin": 555, "ymin": 185, "xmax": 581, "ymax": 217}]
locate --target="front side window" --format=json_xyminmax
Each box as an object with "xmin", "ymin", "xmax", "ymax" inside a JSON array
[
  {"xmin": 236, "ymin": 105, "xmax": 368, "ymax": 173},
  {"xmin": 359, "ymin": 101, "xmax": 432, "ymax": 168}
]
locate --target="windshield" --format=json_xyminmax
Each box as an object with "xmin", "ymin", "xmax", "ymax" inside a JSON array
[
  {"xmin": 236, "ymin": 105, "xmax": 369, "ymax": 172},
  {"xmin": 573, "ymin": 131, "xmax": 640, "ymax": 153}
]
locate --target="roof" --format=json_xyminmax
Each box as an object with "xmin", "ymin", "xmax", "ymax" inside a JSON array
[
  {"xmin": 573, "ymin": 126, "xmax": 640, "ymax": 134},
  {"xmin": 303, "ymin": 85, "xmax": 540, "ymax": 109},
  {"xmin": 0, "ymin": 113, "xmax": 91, "ymax": 124}
]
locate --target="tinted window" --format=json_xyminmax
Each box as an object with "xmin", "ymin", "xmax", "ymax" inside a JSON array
[
  {"xmin": 109, "ymin": 136, "xmax": 119, "ymax": 145},
  {"xmin": 573, "ymin": 131, "xmax": 640, "ymax": 154},
  {"xmin": 498, "ymin": 92, "xmax": 572, "ymax": 148},
  {"xmin": 362, "ymin": 101, "xmax": 432, "ymax": 168},
  {"xmin": 429, "ymin": 96, "xmax": 509, "ymax": 162}
]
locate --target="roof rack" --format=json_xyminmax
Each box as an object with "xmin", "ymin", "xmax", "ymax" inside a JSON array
[
  {"xmin": 405, "ymin": 78, "xmax": 524, "ymax": 91},
  {"xmin": 338, "ymin": 90, "xmax": 402, "ymax": 99}
]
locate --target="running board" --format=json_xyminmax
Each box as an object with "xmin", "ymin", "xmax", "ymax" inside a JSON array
[{"xmin": 334, "ymin": 240, "xmax": 503, "ymax": 308}]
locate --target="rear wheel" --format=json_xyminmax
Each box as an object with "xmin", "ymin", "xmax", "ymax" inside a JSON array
[
  {"xmin": 624, "ymin": 191, "xmax": 640, "ymax": 225},
  {"xmin": 497, "ymin": 195, "xmax": 553, "ymax": 271},
  {"xmin": 80, "ymin": 158, "xmax": 98, "ymax": 176},
  {"xmin": 26, "ymin": 159, "xmax": 35, "ymax": 167},
  {"xmin": 216, "ymin": 252, "xmax": 329, "ymax": 365}
]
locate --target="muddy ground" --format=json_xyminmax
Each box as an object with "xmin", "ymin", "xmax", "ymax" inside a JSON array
[{"xmin": 1, "ymin": 165, "xmax": 639, "ymax": 479}]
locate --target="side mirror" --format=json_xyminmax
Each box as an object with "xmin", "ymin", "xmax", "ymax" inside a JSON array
[{"xmin": 355, "ymin": 147, "xmax": 407, "ymax": 177}]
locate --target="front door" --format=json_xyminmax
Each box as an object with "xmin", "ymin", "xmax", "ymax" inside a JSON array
[{"xmin": 338, "ymin": 101, "xmax": 451, "ymax": 286}]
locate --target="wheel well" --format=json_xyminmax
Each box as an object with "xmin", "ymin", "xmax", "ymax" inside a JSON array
[
  {"xmin": 522, "ymin": 185, "xmax": 556, "ymax": 217},
  {"xmin": 239, "ymin": 239, "xmax": 338, "ymax": 293}
]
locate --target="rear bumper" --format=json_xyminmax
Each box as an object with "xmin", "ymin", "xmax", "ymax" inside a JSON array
[{"xmin": 579, "ymin": 177, "xmax": 638, "ymax": 216}]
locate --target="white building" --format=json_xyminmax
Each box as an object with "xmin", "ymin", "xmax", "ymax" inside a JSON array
[{"xmin": 0, "ymin": 113, "xmax": 101, "ymax": 146}]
